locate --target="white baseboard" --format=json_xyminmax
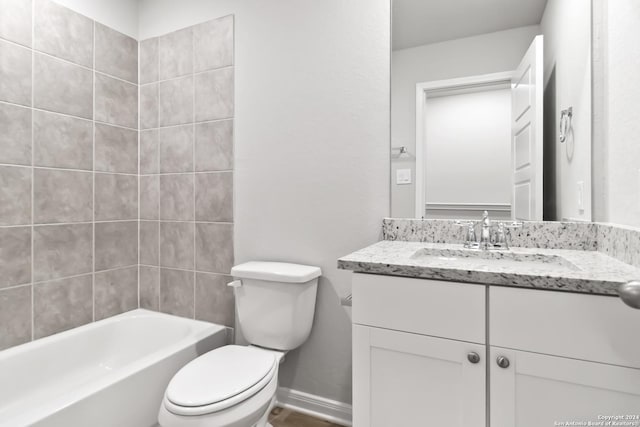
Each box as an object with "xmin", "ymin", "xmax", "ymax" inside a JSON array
[{"xmin": 276, "ymin": 387, "xmax": 352, "ymax": 426}]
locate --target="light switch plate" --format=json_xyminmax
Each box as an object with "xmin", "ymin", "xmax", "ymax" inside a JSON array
[{"xmin": 396, "ymin": 169, "xmax": 412, "ymax": 185}]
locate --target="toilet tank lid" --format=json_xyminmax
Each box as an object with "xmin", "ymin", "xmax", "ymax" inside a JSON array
[{"xmin": 231, "ymin": 261, "xmax": 322, "ymax": 283}]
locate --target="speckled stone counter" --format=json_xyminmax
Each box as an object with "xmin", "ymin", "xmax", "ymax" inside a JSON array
[
  {"xmin": 382, "ymin": 218, "xmax": 598, "ymax": 250},
  {"xmin": 338, "ymin": 240, "xmax": 640, "ymax": 296},
  {"xmin": 381, "ymin": 218, "xmax": 640, "ymax": 268}
]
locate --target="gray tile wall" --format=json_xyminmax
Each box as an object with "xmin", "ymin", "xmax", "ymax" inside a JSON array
[
  {"xmin": 0, "ymin": 0, "xmax": 138, "ymax": 351},
  {"xmin": 138, "ymin": 15, "xmax": 235, "ymax": 328}
]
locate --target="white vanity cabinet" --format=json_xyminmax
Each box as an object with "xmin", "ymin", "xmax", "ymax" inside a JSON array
[
  {"xmin": 352, "ymin": 273, "xmax": 487, "ymax": 427},
  {"xmin": 490, "ymin": 287, "xmax": 640, "ymax": 427},
  {"xmin": 490, "ymin": 347, "xmax": 640, "ymax": 427},
  {"xmin": 352, "ymin": 273, "xmax": 640, "ymax": 427}
]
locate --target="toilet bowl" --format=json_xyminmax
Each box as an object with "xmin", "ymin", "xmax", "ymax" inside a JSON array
[
  {"xmin": 158, "ymin": 262, "xmax": 321, "ymax": 427},
  {"xmin": 158, "ymin": 346, "xmax": 283, "ymax": 427}
]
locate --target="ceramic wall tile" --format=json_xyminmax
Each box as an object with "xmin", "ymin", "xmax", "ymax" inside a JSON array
[
  {"xmin": 0, "ymin": 103, "xmax": 31, "ymax": 165},
  {"xmin": 34, "ymin": 52, "xmax": 92, "ymax": 118},
  {"xmin": 94, "ymin": 266, "xmax": 138, "ymax": 320},
  {"xmin": 0, "ymin": 0, "xmax": 142, "ymax": 351},
  {"xmin": 94, "ymin": 123, "xmax": 138, "ymax": 174},
  {"xmin": 0, "ymin": 0, "xmax": 33, "ymax": 47},
  {"xmin": 33, "ymin": 110, "xmax": 92, "ymax": 170},
  {"xmin": 0, "ymin": 285, "xmax": 32, "ymax": 350},
  {"xmin": 0, "ymin": 40, "xmax": 32, "ymax": 106},
  {"xmin": 34, "ymin": 0, "xmax": 93, "ymax": 67},
  {"xmin": 94, "ymin": 23, "xmax": 137, "ymax": 83},
  {"xmin": 33, "ymin": 274, "xmax": 92, "ymax": 338}
]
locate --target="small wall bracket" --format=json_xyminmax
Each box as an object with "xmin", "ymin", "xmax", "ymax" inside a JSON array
[{"xmin": 559, "ymin": 107, "xmax": 573, "ymax": 143}]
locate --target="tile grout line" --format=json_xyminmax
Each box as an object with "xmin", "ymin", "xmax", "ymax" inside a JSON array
[
  {"xmin": 192, "ymin": 27, "xmax": 197, "ymax": 320},
  {"xmin": 0, "ymin": 100, "xmax": 139, "ymax": 131},
  {"xmin": 157, "ymin": 36, "xmax": 162, "ymax": 313},
  {"xmin": 140, "ymin": 170, "xmax": 234, "ymax": 176},
  {"xmin": 0, "ymin": 219, "xmax": 140, "ymax": 229},
  {"xmin": 139, "ymin": 264, "xmax": 231, "ymax": 276},
  {"xmin": 158, "ymin": 116, "xmax": 235, "ymax": 130},
  {"xmin": 1, "ymin": 283, "xmax": 33, "ymax": 292},
  {"xmin": 231, "ymin": 15, "xmax": 236, "ymax": 287},
  {"xmin": 92, "ymin": 19, "xmax": 96, "ymax": 323},
  {"xmin": 31, "ymin": 265, "xmax": 139, "ymax": 287},
  {"xmin": 142, "ymin": 63, "xmax": 233, "ymax": 87},
  {"xmin": 0, "ymin": 163, "xmax": 138, "ymax": 176},
  {"xmin": 2, "ymin": 264, "xmax": 150, "ymax": 293},
  {"xmin": 141, "ymin": 116, "xmax": 233, "ymax": 132},
  {"xmin": 30, "ymin": 0, "xmax": 36, "ymax": 342},
  {"xmin": 137, "ymin": 34, "xmax": 141, "ymax": 311}
]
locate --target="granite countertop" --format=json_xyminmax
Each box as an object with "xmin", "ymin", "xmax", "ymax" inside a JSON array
[{"xmin": 338, "ymin": 241, "xmax": 640, "ymax": 296}]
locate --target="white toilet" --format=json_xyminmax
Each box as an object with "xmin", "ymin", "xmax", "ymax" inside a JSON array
[{"xmin": 158, "ymin": 261, "xmax": 322, "ymax": 427}]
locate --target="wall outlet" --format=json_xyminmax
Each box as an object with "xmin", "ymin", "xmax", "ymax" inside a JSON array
[{"xmin": 396, "ymin": 169, "xmax": 412, "ymax": 185}]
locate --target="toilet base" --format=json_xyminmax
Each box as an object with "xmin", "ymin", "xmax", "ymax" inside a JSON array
[{"xmin": 252, "ymin": 395, "xmax": 275, "ymax": 427}]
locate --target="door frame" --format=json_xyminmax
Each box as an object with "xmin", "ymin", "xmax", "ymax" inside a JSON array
[{"xmin": 414, "ymin": 71, "xmax": 515, "ymax": 218}]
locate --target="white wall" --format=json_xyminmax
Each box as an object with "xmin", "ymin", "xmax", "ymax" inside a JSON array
[
  {"xmin": 138, "ymin": 0, "xmax": 390, "ymax": 405},
  {"xmin": 424, "ymin": 88, "xmax": 511, "ymax": 207},
  {"xmin": 391, "ymin": 25, "xmax": 540, "ymax": 217},
  {"xmin": 540, "ymin": 0, "xmax": 592, "ymax": 221},
  {"xmin": 599, "ymin": 0, "xmax": 640, "ymax": 227},
  {"xmin": 51, "ymin": 0, "xmax": 139, "ymax": 38}
]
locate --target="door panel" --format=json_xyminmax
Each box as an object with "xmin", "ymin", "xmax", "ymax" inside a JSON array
[
  {"xmin": 353, "ymin": 325, "xmax": 485, "ymax": 427},
  {"xmin": 511, "ymin": 35, "xmax": 543, "ymax": 220},
  {"xmin": 491, "ymin": 347, "xmax": 640, "ymax": 427},
  {"xmin": 514, "ymin": 123, "xmax": 531, "ymax": 169},
  {"xmin": 513, "ymin": 66, "xmax": 532, "ymax": 121},
  {"xmin": 513, "ymin": 184, "xmax": 531, "ymax": 219}
]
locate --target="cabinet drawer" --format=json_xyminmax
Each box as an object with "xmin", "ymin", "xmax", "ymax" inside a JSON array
[
  {"xmin": 490, "ymin": 286, "xmax": 640, "ymax": 369},
  {"xmin": 352, "ymin": 273, "xmax": 485, "ymax": 344}
]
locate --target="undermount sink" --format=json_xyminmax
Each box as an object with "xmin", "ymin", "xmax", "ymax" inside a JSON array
[{"xmin": 410, "ymin": 248, "xmax": 581, "ymax": 272}]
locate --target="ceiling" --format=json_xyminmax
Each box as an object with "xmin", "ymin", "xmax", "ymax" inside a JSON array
[{"xmin": 392, "ymin": 0, "xmax": 548, "ymax": 51}]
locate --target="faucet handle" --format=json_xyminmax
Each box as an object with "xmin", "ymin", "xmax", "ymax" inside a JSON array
[
  {"xmin": 454, "ymin": 220, "xmax": 478, "ymax": 248},
  {"xmin": 494, "ymin": 222, "xmax": 510, "ymax": 249}
]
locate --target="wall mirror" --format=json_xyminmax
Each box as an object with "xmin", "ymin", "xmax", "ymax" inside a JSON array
[{"xmin": 390, "ymin": 0, "xmax": 592, "ymax": 221}]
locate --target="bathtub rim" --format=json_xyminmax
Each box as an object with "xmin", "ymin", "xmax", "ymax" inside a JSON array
[
  {"xmin": 0, "ymin": 308, "xmax": 226, "ymax": 361},
  {"xmin": 0, "ymin": 309, "xmax": 228, "ymax": 426}
]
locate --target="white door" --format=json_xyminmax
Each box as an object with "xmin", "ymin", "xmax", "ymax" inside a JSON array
[
  {"xmin": 490, "ymin": 347, "xmax": 640, "ymax": 427},
  {"xmin": 353, "ymin": 325, "xmax": 486, "ymax": 427},
  {"xmin": 511, "ymin": 35, "xmax": 543, "ymax": 220}
]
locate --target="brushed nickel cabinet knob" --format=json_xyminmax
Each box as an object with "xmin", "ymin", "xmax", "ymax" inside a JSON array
[
  {"xmin": 496, "ymin": 356, "xmax": 510, "ymax": 369},
  {"xmin": 467, "ymin": 352, "xmax": 480, "ymax": 364}
]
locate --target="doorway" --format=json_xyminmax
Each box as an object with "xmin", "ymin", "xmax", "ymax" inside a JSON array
[{"xmin": 415, "ymin": 72, "xmax": 514, "ymax": 219}]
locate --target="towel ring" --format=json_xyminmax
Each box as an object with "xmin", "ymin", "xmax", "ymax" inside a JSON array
[{"xmin": 559, "ymin": 107, "xmax": 573, "ymax": 143}]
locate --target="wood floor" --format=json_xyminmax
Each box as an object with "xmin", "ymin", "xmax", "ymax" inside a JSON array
[{"xmin": 269, "ymin": 407, "xmax": 345, "ymax": 427}]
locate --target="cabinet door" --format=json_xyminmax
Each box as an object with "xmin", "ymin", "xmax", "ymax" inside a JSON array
[
  {"xmin": 490, "ymin": 347, "xmax": 640, "ymax": 427},
  {"xmin": 353, "ymin": 325, "xmax": 486, "ymax": 427}
]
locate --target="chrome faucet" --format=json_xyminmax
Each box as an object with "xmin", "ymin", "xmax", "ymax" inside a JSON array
[
  {"xmin": 455, "ymin": 211, "xmax": 523, "ymax": 250},
  {"xmin": 479, "ymin": 211, "xmax": 492, "ymax": 250}
]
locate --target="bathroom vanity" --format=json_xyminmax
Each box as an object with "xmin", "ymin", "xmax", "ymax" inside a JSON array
[{"xmin": 339, "ymin": 222, "xmax": 640, "ymax": 427}]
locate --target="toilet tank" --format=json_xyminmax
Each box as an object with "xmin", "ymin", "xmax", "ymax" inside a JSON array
[{"xmin": 230, "ymin": 262, "xmax": 321, "ymax": 351}]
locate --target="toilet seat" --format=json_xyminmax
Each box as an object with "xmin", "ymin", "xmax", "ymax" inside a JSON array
[
  {"xmin": 164, "ymin": 345, "xmax": 277, "ymax": 416},
  {"xmin": 158, "ymin": 368, "xmax": 278, "ymax": 427}
]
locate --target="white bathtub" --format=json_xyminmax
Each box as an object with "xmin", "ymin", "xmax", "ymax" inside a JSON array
[{"xmin": 0, "ymin": 309, "xmax": 227, "ymax": 427}]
